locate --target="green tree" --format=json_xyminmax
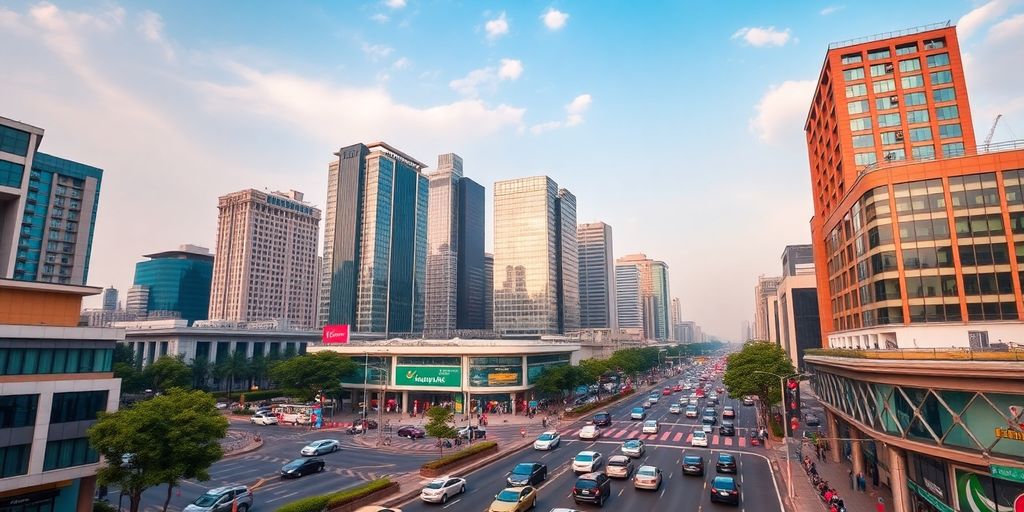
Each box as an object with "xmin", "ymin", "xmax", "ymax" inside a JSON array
[
  {"xmin": 189, "ymin": 357, "xmax": 212, "ymax": 390},
  {"xmin": 88, "ymin": 388, "xmax": 229, "ymax": 512},
  {"xmin": 283, "ymin": 343, "xmax": 298, "ymax": 359},
  {"xmin": 722, "ymin": 341, "xmax": 795, "ymax": 428},
  {"xmin": 423, "ymin": 406, "xmax": 458, "ymax": 456},
  {"xmin": 113, "ymin": 344, "xmax": 143, "ymax": 394},
  {"xmin": 269, "ymin": 351, "xmax": 357, "ymax": 401},
  {"xmin": 214, "ymin": 350, "xmax": 250, "ymax": 397},
  {"xmin": 578, "ymin": 358, "xmax": 610, "ymax": 384},
  {"xmin": 142, "ymin": 356, "xmax": 192, "ymax": 393},
  {"xmin": 248, "ymin": 354, "xmax": 269, "ymax": 390}
]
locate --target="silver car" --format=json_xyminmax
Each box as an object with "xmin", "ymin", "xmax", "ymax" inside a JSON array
[
  {"xmin": 300, "ymin": 439, "xmax": 340, "ymax": 456},
  {"xmin": 606, "ymin": 455, "xmax": 635, "ymax": 478},
  {"xmin": 621, "ymin": 439, "xmax": 645, "ymax": 458},
  {"xmin": 183, "ymin": 485, "xmax": 253, "ymax": 512},
  {"xmin": 633, "ymin": 465, "xmax": 663, "ymax": 490}
]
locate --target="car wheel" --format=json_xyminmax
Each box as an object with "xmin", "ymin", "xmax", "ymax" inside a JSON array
[
  {"xmin": 441, "ymin": 493, "xmax": 448, "ymax": 504},
  {"xmin": 333, "ymin": 445, "xmax": 339, "ymax": 453},
  {"xmin": 599, "ymin": 495, "xmax": 606, "ymax": 507},
  {"xmin": 460, "ymin": 485, "xmax": 466, "ymax": 494},
  {"xmin": 319, "ymin": 464, "xmax": 325, "ymax": 472},
  {"xmin": 238, "ymin": 505, "xmax": 249, "ymax": 512}
]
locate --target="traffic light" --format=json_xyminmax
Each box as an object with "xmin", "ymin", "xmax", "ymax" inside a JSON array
[
  {"xmin": 791, "ymin": 416, "xmax": 800, "ymax": 432},
  {"xmin": 785, "ymin": 377, "xmax": 801, "ymax": 436}
]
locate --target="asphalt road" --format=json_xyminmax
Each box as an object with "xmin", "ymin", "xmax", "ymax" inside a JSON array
[{"xmin": 397, "ymin": 364, "xmax": 785, "ymax": 512}]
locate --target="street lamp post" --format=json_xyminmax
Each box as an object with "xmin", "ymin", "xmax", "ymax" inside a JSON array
[{"xmin": 753, "ymin": 370, "xmax": 808, "ymax": 500}]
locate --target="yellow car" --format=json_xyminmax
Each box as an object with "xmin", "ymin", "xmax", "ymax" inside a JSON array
[{"xmin": 488, "ymin": 486, "xmax": 537, "ymax": 512}]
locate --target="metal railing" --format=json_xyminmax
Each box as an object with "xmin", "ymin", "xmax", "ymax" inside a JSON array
[
  {"xmin": 856, "ymin": 139, "xmax": 1024, "ymax": 179},
  {"xmin": 805, "ymin": 346, "xmax": 1024, "ymax": 361},
  {"xmin": 828, "ymin": 21, "xmax": 950, "ymax": 50}
]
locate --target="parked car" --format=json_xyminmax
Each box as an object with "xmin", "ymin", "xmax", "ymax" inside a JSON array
[
  {"xmin": 592, "ymin": 412, "xmax": 612, "ymax": 427},
  {"xmin": 717, "ymin": 453, "xmax": 738, "ymax": 474},
  {"xmin": 396, "ymin": 425, "xmax": 426, "ymax": 439},
  {"xmin": 720, "ymin": 421, "xmax": 736, "ymax": 436},
  {"xmin": 633, "ymin": 465, "xmax": 663, "ymax": 491},
  {"xmin": 300, "ymin": 440, "xmax": 339, "ymax": 456},
  {"xmin": 488, "ymin": 487, "xmax": 537, "ymax": 512},
  {"xmin": 507, "ymin": 462, "xmax": 547, "ymax": 486},
  {"xmin": 573, "ymin": 472, "xmax": 612, "ymax": 507},
  {"xmin": 579, "ymin": 425, "xmax": 601, "ymax": 440},
  {"xmin": 533, "ymin": 431, "xmax": 561, "ymax": 451},
  {"xmin": 621, "ymin": 439, "xmax": 645, "ymax": 458},
  {"xmin": 691, "ymin": 431, "xmax": 709, "ymax": 447},
  {"xmin": 710, "ymin": 476, "xmax": 741, "ymax": 505},
  {"xmin": 249, "ymin": 412, "xmax": 278, "ymax": 426},
  {"xmin": 572, "ymin": 451, "xmax": 604, "ymax": 473},
  {"xmin": 642, "ymin": 420, "xmax": 659, "ymax": 434},
  {"xmin": 457, "ymin": 425, "xmax": 487, "ymax": 439},
  {"xmin": 631, "ymin": 407, "xmax": 646, "ymax": 420},
  {"xmin": 606, "ymin": 455, "xmax": 635, "ymax": 478},
  {"xmin": 420, "ymin": 476, "xmax": 467, "ymax": 504},
  {"xmin": 681, "ymin": 455, "xmax": 705, "ymax": 476},
  {"xmin": 183, "ymin": 485, "xmax": 253, "ymax": 512},
  {"xmin": 280, "ymin": 457, "xmax": 325, "ymax": 478}
]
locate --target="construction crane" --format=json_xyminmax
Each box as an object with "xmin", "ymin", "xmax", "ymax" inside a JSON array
[{"xmin": 984, "ymin": 114, "xmax": 1003, "ymax": 150}]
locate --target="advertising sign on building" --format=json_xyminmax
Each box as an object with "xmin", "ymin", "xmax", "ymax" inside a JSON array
[
  {"xmin": 322, "ymin": 324, "xmax": 350, "ymax": 344},
  {"xmin": 396, "ymin": 366, "xmax": 461, "ymax": 388}
]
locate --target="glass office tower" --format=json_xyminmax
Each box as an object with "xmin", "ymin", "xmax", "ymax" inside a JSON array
[{"xmin": 133, "ymin": 244, "xmax": 214, "ymax": 324}]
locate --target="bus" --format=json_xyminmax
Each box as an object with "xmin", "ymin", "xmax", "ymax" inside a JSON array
[{"xmin": 272, "ymin": 404, "xmax": 315, "ymax": 425}]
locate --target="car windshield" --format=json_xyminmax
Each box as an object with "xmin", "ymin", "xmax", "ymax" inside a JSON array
[
  {"xmin": 637, "ymin": 467, "xmax": 657, "ymax": 476},
  {"xmin": 694, "ymin": 432, "xmax": 706, "ymax": 438},
  {"xmin": 644, "ymin": 421, "xmax": 656, "ymax": 427},
  {"xmin": 192, "ymin": 493, "xmax": 222, "ymax": 507},
  {"xmin": 284, "ymin": 459, "xmax": 304, "ymax": 469},
  {"xmin": 594, "ymin": 413, "xmax": 609, "ymax": 420},
  {"xmin": 538, "ymin": 433, "xmax": 556, "ymax": 441},
  {"xmin": 631, "ymin": 407, "xmax": 643, "ymax": 414},
  {"xmin": 623, "ymin": 440, "xmax": 641, "ymax": 448},
  {"xmin": 575, "ymin": 479, "xmax": 597, "ymax": 489},
  {"xmin": 608, "ymin": 458, "xmax": 628, "ymax": 466},
  {"xmin": 702, "ymin": 417, "xmax": 714, "ymax": 424},
  {"xmin": 425, "ymin": 481, "xmax": 446, "ymax": 489},
  {"xmin": 714, "ymin": 477, "xmax": 736, "ymax": 490},
  {"xmin": 683, "ymin": 456, "xmax": 702, "ymax": 464},
  {"xmin": 496, "ymin": 490, "xmax": 521, "ymax": 502},
  {"xmin": 720, "ymin": 455, "xmax": 734, "ymax": 463},
  {"xmin": 575, "ymin": 454, "xmax": 594, "ymax": 462},
  {"xmin": 512, "ymin": 464, "xmax": 534, "ymax": 474}
]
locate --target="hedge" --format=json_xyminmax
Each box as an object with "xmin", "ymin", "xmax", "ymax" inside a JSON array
[
  {"xmin": 565, "ymin": 389, "xmax": 636, "ymax": 417},
  {"xmin": 214, "ymin": 389, "xmax": 289, "ymax": 402},
  {"xmin": 275, "ymin": 478, "xmax": 392, "ymax": 512},
  {"xmin": 421, "ymin": 441, "xmax": 498, "ymax": 470}
]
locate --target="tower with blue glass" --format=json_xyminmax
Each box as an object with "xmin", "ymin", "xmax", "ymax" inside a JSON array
[{"xmin": 133, "ymin": 244, "xmax": 214, "ymax": 324}]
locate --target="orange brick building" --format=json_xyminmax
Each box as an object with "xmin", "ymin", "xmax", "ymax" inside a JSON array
[{"xmin": 806, "ymin": 23, "xmax": 1024, "ymax": 349}]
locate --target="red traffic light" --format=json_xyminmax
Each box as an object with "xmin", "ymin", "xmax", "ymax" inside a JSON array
[
  {"xmin": 791, "ymin": 417, "xmax": 800, "ymax": 431},
  {"xmin": 787, "ymin": 378, "xmax": 799, "ymax": 390},
  {"xmin": 790, "ymin": 401, "xmax": 798, "ymax": 411}
]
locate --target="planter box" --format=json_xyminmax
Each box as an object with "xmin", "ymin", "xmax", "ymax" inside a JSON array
[
  {"xmin": 420, "ymin": 444, "xmax": 499, "ymax": 477},
  {"xmin": 565, "ymin": 390, "xmax": 636, "ymax": 418},
  {"xmin": 327, "ymin": 481, "xmax": 399, "ymax": 512}
]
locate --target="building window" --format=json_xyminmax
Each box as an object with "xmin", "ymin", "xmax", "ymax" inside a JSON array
[
  {"xmin": 930, "ymin": 70, "xmax": 953, "ymax": 85},
  {"xmin": 43, "ymin": 437, "xmax": 99, "ymax": 471},
  {"xmin": 942, "ymin": 142, "xmax": 966, "ymax": 157},
  {"xmin": 896, "ymin": 43, "xmax": 918, "ymax": 55},
  {"xmin": 843, "ymin": 68, "xmax": 865, "ymax": 81},
  {"xmin": 0, "ymin": 395, "xmax": 39, "ymax": 428},
  {"xmin": 0, "ymin": 348, "xmax": 114, "ymax": 375},
  {"xmin": 0, "ymin": 444, "xmax": 31, "ymax": 478},
  {"xmin": 901, "ymin": 75, "xmax": 925, "ymax": 89},
  {"xmin": 926, "ymin": 53, "xmax": 950, "ymax": 67},
  {"xmin": 0, "ymin": 160, "xmax": 26, "ymax": 189},
  {"xmin": 50, "ymin": 390, "xmax": 109, "ymax": 424},
  {"xmin": 855, "ymin": 152, "xmax": 877, "ymax": 166},
  {"xmin": 935, "ymin": 105, "xmax": 959, "ymax": 120},
  {"xmin": 850, "ymin": 117, "xmax": 872, "ymax": 131},
  {"xmin": 924, "ymin": 38, "xmax": 946, "ymax": 50},
  {"xmin": 870, "ymin": 63, "xmax": 893, "ymax": 77},
  {"xmin": 845, "ymin": 84, "xmax": 868, "ymax": 98},
  {"xmin": 882, "ymin": 148, "xmax": 906, "ymax": 161},
  {"xmin": 880, "ymin": 131, "xmax": 902, "ymax": 145},
  {"xmin": 876, "ymin": 96, "xmax": 899, "ymax": 110},
  {"xmin": 907, "ymin": 110, "xmax": 929, "ymax": 124},
  {"xmin": 842, "ymin": 53, "xmax": 863, "ymax": 65},
  {"xmin": 877, "ymin": 113, "xmax": 901, "ymax": 128},
  {"xmin": 939, "ymin": 123, "xmax": 962, "ymax": 139},
  {"xmin": 0, "ymin": 126, "xmax": 31, "ymax": 157},
  {"xmin": 904, "ymin": 92, "xmax": 927, "ymax": 106},
  {"xmin": 873, "ymin": 79, "xmax": 897, "ymax": 94},
  {"xmin": 933, "ymin": 88, "xmax": 956, "ymax": 103},
  {"xmin": 868, "ymin": 48, "xmax": 891, "ymax": 60},
  {"xmin": 852, "ymin": 134, "xmax": 874, "ymax": 148},
  {"xmin": 911, "ymin": 145, "xmax": 936, "ymax": 160},
  {"xmin": 898, "ymin": 59, "xmax": 922, "ymax": 74},
  {"xmin": 909, "ymin": 127, "xmax": 932, "ymax": 142},
  {"xmin": 848, "ymin": 100, "xmax": 870, "ymax": 114}
]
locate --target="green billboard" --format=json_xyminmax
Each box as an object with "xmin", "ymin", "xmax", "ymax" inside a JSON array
[{"xmin": 395, "ymin": 366, "xmax": 462, "ymax": 388}]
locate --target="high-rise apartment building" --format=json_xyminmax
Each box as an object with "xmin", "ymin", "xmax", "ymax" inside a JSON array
[
  {"xmin": 208, "ymin": 189, "xmax": 320, "ymax": 329},
  {"xmin": 776, "ymin": 244, "xmax": 820, "ymax": 369},
  {"xmin": 101, "ymin": 286, "xmax": 118, "ymax": 311},
  {"xmin": 1, "ymin": 117, "xmax": 103, "ymax": 286},
  {"xmin": 424, "ymin": 153, "xmax": 486, "ymax": 336},
  {"xmin": 616, "ymin": 254, "xmax": 671, "ymax": 340},
  {"xmin": 754, "ymin": 275, "xmax": 781, "ymax": 343},
  {"xmin": 670, "ymin": 297, "xmax": 682, "ymax": 341},
  {"xmin": 615, "ymin": 264, "xmax": 643, "ymax": 329},
  {"xmin": 125, "ymin": 284, "xmax": 150, "ymax": 316},
  {"xmin": 133, "ymin": 244, "xmax": 214, "ymax": 324},
  {"xmin": 803, "ymin": 24, "xmax": 1024, "ymax": 512},
  {"xmin": 483, "ymin": 252, "xmax": 494, "ymax": 330},
  {"xmin": 493, "ymin": 176, "xmax": 579, "ymax": 335},
  {"xmin": 577, "ymin": 222, "xmax": 618, "ymax": 330},
  {"xmin": 319, "ymin": 142, "xmax": 429, "ymax": 334}
]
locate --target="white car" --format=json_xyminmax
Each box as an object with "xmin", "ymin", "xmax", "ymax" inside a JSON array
[
  {"xmin": 579, "ymin": 425, "xmax": 601, "ymax": 440},
  {"xmin": 572, "ymin": 451, "xmax": 604, "ymax": 473},
  {"xmin": 647, "ymin": 394, "xmax": 660, "ymax": 404},
  {"xmin": 621, "ymin": 439, "xmax": 645, "ymax": 458},
  {"xmin": 642, "ymin": 420, "xmax": 659, "ymax": 434},
  {"xmin": 420, "ymin": 476, "xmax": 466, "ymax": 504},
  {"xmin": 300, "ymin": 439, "xmax": 340, "ymax": 456},
  {"xmin": 250, "ymin": 412, "xmax": 278, "ymax": 425},
  {"xmin": 534, "ymin": 431, "xmax": 561, "ymax": 450},
  {"xmin": 691, "ymin": 431, "xmax": 709, "ymax": 447},
  {"xmin": 669, "ymin": 404, "xmax": 682, "ymax": 414}
]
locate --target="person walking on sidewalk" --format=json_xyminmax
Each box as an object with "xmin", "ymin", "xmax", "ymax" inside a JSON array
[
  {"xmin": 848, "ymin": 469, "xmax": 855, "ymax": 490},
  {"xmin": 857, "ymin": 472, "xmax": 866, "ymax": 492}
]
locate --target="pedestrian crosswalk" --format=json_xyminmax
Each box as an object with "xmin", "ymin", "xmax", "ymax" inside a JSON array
[{"xmin": 558, "ymin": 426, "xmax": 753, "ymax": 448}]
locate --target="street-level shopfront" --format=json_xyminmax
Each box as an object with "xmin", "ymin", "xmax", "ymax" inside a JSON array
[{"xmin": 319, "ymin": 339, "xmax": 579, "ymax": 417}]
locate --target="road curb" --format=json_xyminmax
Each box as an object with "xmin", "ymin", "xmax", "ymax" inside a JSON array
[{"xmin": 221, "ymin": 435, "xmax": 263, "ymax": 459}]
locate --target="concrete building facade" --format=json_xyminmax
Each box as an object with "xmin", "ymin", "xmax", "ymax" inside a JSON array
[
  {"xmin": 616, "ymin": 254, "xmax": 671, "ymax": 340},
  {"xmin": 776, "ymin": 245, "xmax": 822, "ymax": 369},
  {"xmin": 615, "ymin": 264, "xmax": 643, "ymax": 329}
]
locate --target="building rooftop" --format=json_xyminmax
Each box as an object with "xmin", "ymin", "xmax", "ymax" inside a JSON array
[
  {"xmin": 805, "ymin": 347, "xmax": 1024, "ymax": 362},
  {"xmin": 0, "ymin": 278, "xmax": 102, "ymax": 297},
  {"xmin": 142, "ymin": 244, "xmax": 214, "ymax": 261},
  {"xmin": 827, "ymin": 20, "xmax": 950, "ymax": 50},
  {"xmin": 364, "ymin": 141, "xmax": 428, "ymax": 169}
]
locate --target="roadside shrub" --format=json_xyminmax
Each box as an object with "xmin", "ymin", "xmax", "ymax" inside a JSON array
[
  {"xmin": 275, "ymin": 478, "xmax": 392, "ymax": 512},
  {"xmin": 94, "ymin": 501, "xmax": 117, "ymax": 512},
  {"xmin": 565, "ymin": 389, "xmax": 635, "ymax": 417},
  {"xmin": 421, "ymin": 441, "xmax": 498, "ymax": 470}
]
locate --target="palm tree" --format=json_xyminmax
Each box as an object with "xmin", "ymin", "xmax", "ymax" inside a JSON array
[
  {"xmin": 248, "ymin": 355, "xmax": 269, "ymax": 390},
  {"xmin": 214, "ymin": 350, "xmax": 250, "ymax": 398},
  {"xmin": 190, "ymin": 357, "xmax": 212, "ymax": 390}
]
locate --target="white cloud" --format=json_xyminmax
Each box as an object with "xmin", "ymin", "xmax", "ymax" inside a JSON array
[
  {"xmin": 731, "ymin": 26, "xmax": 792, "ymax": 47},
  {"xmin": 819, "ymin": 5, "xmax": 844, "ymax": 15},
  {"xmin": 370, "ymin": 13, "xmax": 389, "ymax": 23},
  {"xmin": 361, "ymin": 42, "xmax": 393, "ymax": 61},
  {"xmin": 987, "ymin": 12, "xmax": 1024, "ymax": 42},
  {"xmin": 541, "ymin": 8, "xmax": 569, "ymax": 30},
  {"xmin": 498, "ymin": 58, "xmax": 523, "ymax": 80},
  {"xmin": 485, "ymin": 12, "xmax": 509, "ymax": 40},
  {"xmin": 392, "ymin": 57, "xmax": 411, "ymax": 70},
  {"xmin": 449, "ymin": 59, "xmax": 522, "ymax": 97},
  {"xmin": 957, "ymin": 0, "xmax": 1010, "ymax": 39},
  {"xmin": 748, "ymin": 80, "xmax": 815, "ymax": 143},
  {"xmin": 960, "ymin": 9, "xmax": 1024, "ymax": 139},
  {"xmin": 530, "ymin": 93, "xmax": 592, "ymax": 134},
  {"xmin": 137, "ymin": 11, "xmax": 174, "ymax": 60},
  {"xmin": 385, "ymin": 0, "xmax": 406, "ymax": 8}
]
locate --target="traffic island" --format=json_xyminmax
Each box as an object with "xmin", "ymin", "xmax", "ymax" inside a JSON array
[
  {"xmin": 274, "ymin": 478, "xmax": 398, "ymax": 512},
  {"xmin": 419, "ymin": 441, "xmax": 498, "ymax": 477}
]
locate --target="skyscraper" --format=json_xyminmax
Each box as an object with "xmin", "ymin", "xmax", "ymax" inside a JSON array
[
  {"xmin": 670, "ymin": 297, "xmax": 682, "ymax": 341},
  {"xmin": 125, "ymin": 285, "xmax": 150, "ymax": 316},
  {"xmin": 483, "ymin": 252, "xmax": 494, "ymax": 330},
  {"xmin": 578, "ymin": 222, "xmax": 617, "ymax": 330},
  {"xmin": 133, "ymin": 244, "xmax": 214, "ymax": 324},
  {"xmin": 424, "ymin": 153, "xmax": 486, "ymax": 336},
  {"xmin": 493, "ymin": 176, "xmax": 579, "ymax": 335},
  {"xmin": 1, "ymin": 117, "xmax": 103, "ymax": 286},
  {"xmin": 320, "ymin": 142, "xmax": 429, "ymax": 334},
  {"xmin": 616, "ymin": 254, "xmax": 671, "ymax": 340},
  {"xmin": 615, "ymin": 264, "xmax": 642, "ymax": 329},
  {"xmin": 776, "ymin": 244, "xmax": 820, "ymax": 369},
  {"xmin": 753, "ymin": 275, "xmax": 781, "ymax": 343},
  {"xmin": 208, "ymin": 189, "xmax": 320, "ymax": 329},
  {"xmin": 102, "ymin": 286, "xmax": 118, "ymax": 311}
]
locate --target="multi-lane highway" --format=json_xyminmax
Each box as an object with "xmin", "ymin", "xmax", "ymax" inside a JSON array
[{"xmin": 397, "ymin": 364, "xmax": 784, "ymax": 512}]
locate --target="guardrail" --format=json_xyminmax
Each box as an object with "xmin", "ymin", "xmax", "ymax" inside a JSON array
[{"xmin": 805, "ymin": 347, "xmax": 1024, "ymax": 361}]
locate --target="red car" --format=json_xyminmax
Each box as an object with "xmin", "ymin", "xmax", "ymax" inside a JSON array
[
  {"xmin": 662, "ymin": 387, "xmax": 672, "ymax": 396},
  {"xmin": 673, "ymin": 385, "xmax": 683, "ymax": 392},
  {"xmin": 716, "ymin": 387, "xmax": 725, "ymax": 394}
]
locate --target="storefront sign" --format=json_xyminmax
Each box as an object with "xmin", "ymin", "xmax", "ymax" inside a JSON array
[
  {"xmin": 992, "ymin": 464, "xmax": 1024, "ymax": 484},
  {"xmin": 908, "ymin": 480, "xmax": 953, "ymax": 512},
  {"xmin": 488, "ymin": 371, "xmax": 520, "ymax": 386},
  {"xmin": 322, "ymin": 324, "xmax": 350, "ymax": 344},
  {"xmin": 957, "ymin": 469, "xmax": 1024, "ymax": 512},
  {"xmin": 395, "ymin": 366, "xmax": 461, "ymax": 388},
  {"xmin": 994, "ymin": 427, "xmax": 1024, "ymax": 441}
]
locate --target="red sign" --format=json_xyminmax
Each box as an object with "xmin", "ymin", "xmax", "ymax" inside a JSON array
[{"xmin": 322, "ymin": 324, "xmax": 350, "ymax": 344}]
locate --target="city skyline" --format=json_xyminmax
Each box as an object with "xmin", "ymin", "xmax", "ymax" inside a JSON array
[{"xmin": 3, "ymin": 1, "xmax": 1023, "ymax": 339}]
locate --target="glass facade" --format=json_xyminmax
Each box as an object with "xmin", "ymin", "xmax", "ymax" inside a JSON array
[
  {"xmin": 526, "ymin": 353, "xmax": 572, "ymax": 383},
  {"xmin": 456, "ymin": 177, "xmax": 486, "ymax": 330},
  {"xmin": 0, "ymin": 395, "xmax": 38, "ymax": 428},
  {"xmin": 650, "ymin": 262, "xmax": 671, "ymax": 340},
  {"xmin": 133, "ymin": 250, "xmax": 214, "ymax": 323},
  {"xmin": 42, "ymin": 438, "xmax": 98, "ymax": 471},
  {"xmin": 0, "ymin": 347, "xmax": 113, "ymax": 375},
  {"xmin": 0, "ymin": 124, "xmax": 31, "ymax": 157},
  {"xmin": 578, "ymin": 223, "xmax": 617, "ymax": 329},
  {"xmin": 469, "ymin": 356, "xmax": 523, "ymax": 387},
  {"xmin": 49, "ymin": 391, "xmax": 108, "ymax": 424}
]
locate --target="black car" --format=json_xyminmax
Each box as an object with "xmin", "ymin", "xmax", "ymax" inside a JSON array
[
  {"xmin": 280, "ymin": 457, "xmax": 325, "ymax": 478},
  {"xmin": 396, "ymin": 425, "xmax": 425, "ymax": 439},
  {"xmin": 507, "ymin": 462, "xmax": 547, "ymax": 486},
  {"xmin": 710, "ymin": 476, "xmax": 740, "ymax": 505},
  {"xmin": 592, "ymin": 411, "xmax": 612, "ymax": 427},
  {"xmin": 716, "ymin": 453, "xmax": 737, "ymax": 474},
  {"xmin": 720, "ymin": 421, "xmax": 736, "ymax": 436},
  {"xmin": 682, "ymin": 455, "xmax": 705, "ymax": 476},
  {"xmin": 805, "ymin": 413, "xmax": 821, "ymax": 427},
  {"xmin": 573, "ymin": 472, "xmax": 612, "ymax": 507}
]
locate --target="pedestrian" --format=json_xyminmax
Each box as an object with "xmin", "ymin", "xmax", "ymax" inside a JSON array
[
  {"xmin": 848, "ymin": 469, "xmax": 855, "ymax": 490},
  {"xmin": 857, "ymin": 472, "xmax": 866, "ymax": 492}
]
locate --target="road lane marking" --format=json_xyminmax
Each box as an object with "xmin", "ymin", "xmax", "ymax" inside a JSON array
[
  {"xmin": 660, "ymin": 432, "xmax": 671, "ymax": 441},
  {"xmin": 725, "ymin": 437, "xmax": 734, "ymax": 446},
  {"xmin": 673, "ymin": 432, "xmax": 683, "ymax": 442},
  {"xmin": 443, "ymin": 498, "xmax": 461, "ymax": 508},
  {"xmin": 265, "ymin": 491, "xmax": 298, "ymax": 503}
]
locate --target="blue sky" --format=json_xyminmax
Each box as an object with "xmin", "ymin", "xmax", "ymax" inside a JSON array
[{"xmin": 2, "ymin": 0, "xmax": 1023, "ymax": 339}]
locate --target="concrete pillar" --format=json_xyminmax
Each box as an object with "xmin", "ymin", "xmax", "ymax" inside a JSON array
[
  {"xmin": 402, "ymin": 391, "xmax": 409, "ymax": 413},
  {"xmin": 77, "ymin": 475, "xmax": 96, "ymax": 512},
  {"xmin": 510, "ymin": 393, "xmax": 516, "ymax": 414},
  {"xmin": 888, "ymin": 446, "xmax": 912, "ymax": 512},
  {"xmin": 850, "ymin": 428, "xmax": 865, "ymax": 476},
  {"xmin": 826, "ymin": 409, "xmax": 841, "ymax": 463}
]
